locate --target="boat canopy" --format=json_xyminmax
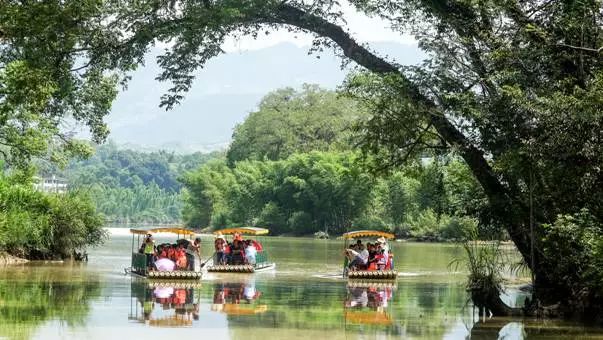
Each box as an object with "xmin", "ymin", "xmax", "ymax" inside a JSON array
[
  {"xmin": 342, "ymin": 230, "xmax": 395, "ymax": 240},
  {"xmin": 129, "ymin": 227, "xmax": 197, "ymax": 236},
  {"xmin": 344, "ymin": 310, "xmax": 392, "ymax": 325},
  {"xmin": 213, "ymin": 227, "xmax": 269, "ymax": 236},
  {"xmin": 148, "ymin": 315, "xmax": 193, "ymax": 327},
  {"xmin": 220, "ymin": 304, "xmax": 268, "ymax": 315}
]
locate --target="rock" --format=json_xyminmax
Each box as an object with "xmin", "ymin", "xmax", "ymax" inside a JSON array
[
  {"xmin": 0, "ymin": 252, "xmax": 28, "ymax": 265},
  {"xmin": 314, "ymin": 231, "xmax": 329, "ymax": 239}
]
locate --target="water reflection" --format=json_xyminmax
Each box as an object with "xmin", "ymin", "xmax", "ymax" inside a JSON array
[
  {"xmin": 129, "ymin": 280, "xmax": 201, "ymax": 327},
  {"xmin": 1, "ymin": 236, "xmax": 603, "ymax": 339},
  {"xmin": 344, "ymin": 283, "xmax": 397, "ymax": 332},
  {"xmin": 211, "ymin": 279, "xmax": 267, "ymax": 316},
  {"xmin": 0, "ymin": 265, "xmax": 102, "ymax": 340}
]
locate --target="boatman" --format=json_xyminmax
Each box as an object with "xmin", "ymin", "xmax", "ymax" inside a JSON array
[
  {"xmin": 143, "ymin": 234, "xmax": 155, "ymax": 270},
  {"xmin": 186, "ymin": 237, "xmax": 202, "ymax": 271}
]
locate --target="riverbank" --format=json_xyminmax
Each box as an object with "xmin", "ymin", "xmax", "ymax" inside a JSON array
[{"xmin": 0, "ymin": 252, "xmax": 28, "ymax": 265}]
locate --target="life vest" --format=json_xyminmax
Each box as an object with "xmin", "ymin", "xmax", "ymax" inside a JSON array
[
  {"xmin": 252, "ymin": 240, "xmax": 263, "ymax": 252},
  {"xmin": 173, "ymin": 290, "xmax": 187, "ymax": 304},
  {"xmin": 167, "ymin": 248, "xmax": 176, "ymax": 261},
  {"xmin": 144, "ymin": 242, "xmax": 154, "ymax": 254},
  {"xmin": 176, "ymin": 249, "xmax": 187, "ymax": 269}
]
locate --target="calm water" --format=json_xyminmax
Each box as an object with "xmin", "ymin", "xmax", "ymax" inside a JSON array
[{"xmin": 0, "ymin": 234, "xmax": 602, "ymax": 340}]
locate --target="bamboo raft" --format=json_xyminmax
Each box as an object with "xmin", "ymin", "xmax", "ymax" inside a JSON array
[
  {"xmin": 347, "ymin": 279, "xmax": 398, "ymax": 289},
  {"xmin": 347, "ymin": 270, "xmax": 398, "ymax": 280},
  {"xmin": 146, "ymin": 270, "xmax": 203, "ymax": 279},
  {"xmin": 206, "ymin": 262, "xmax": 275, "ymax": 273},
  {"xmin": 147, "ymin": 280, "xmax": 203, "ymax": 289}
]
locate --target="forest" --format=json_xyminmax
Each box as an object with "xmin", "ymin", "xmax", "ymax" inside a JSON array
[
  {"xmin": 182, "ymin": 86, "xmax": 489, "ymax": 240},
  {"xmin": 48, "ymin": 143, "xmax": 222, "ymax": 224}
]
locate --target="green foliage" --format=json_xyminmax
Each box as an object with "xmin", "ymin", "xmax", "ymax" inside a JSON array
[
  {"xmin": 452, "ymin": 240, "xmax": 506, "ymax": 304},
  {"xmin": 227, "ymin": 85, "xmax": 366, "ymax": 165},
  {"xmin": 0, "ymin": 174, "xmax": 106, "ymax": 259},
  {"xmin": 183, "ymin": 151, "xmax": 375, "ymax": 235},
  {"xmin": 41, "ymin": 143, "xmax": 223, "ymax": 224},
  {"xmin": 346, "ymin": 0, "xmax": 603, "ymax": 233},
  {"xmin": 0, "ymin": 1, "xmax": 121, "ymax": 166},
  {"xmin": 87, "ymin": 183, "xmax": 182, "ymax": 224},
  {"xmin": 541, "ymin": 210, "xmax": 603, "ymax": 305},
  {"xmin": 184, "ymin": 149, "xmax": 484, "ymax": 239}
]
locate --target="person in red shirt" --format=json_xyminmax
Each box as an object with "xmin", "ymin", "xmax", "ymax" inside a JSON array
[{"xmin": 175, "ymin": 244, "xmax": 188, "ymax": 270}]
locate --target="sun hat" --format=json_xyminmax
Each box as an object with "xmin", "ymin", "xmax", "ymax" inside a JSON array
[{"xmin": 376, "ymin": 237, "xmax": 387, "ymax": 244}]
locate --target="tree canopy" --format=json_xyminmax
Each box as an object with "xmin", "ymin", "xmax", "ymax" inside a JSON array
[
  {"xmin": 227, "ymin": 85, "xmax": 365, "ymax": 164},
  {"xmin": 0, "ymin": 1, "xmax": 123, "ymax": 166}
]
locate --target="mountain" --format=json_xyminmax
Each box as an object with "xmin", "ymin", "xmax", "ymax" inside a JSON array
[{"xmin": 106, "ymin": 42, "xmax": 424, "ymax": 151}]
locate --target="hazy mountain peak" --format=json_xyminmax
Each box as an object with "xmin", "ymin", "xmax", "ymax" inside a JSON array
[{"xmin": 107, "ymin": 41, "xmax": 423, "ymax": 152}]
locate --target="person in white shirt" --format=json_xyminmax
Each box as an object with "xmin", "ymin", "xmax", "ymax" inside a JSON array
[
  {"xmin": 359, "ymin": 244, "xmax": 369, "ymax": 263},
  {"xmin": 346, "ymin": 244, "xmax": 368, "ymax": 270},
  {"xmin": 244, "ymin": 240, "xmax": 257, "ymax": 265}
]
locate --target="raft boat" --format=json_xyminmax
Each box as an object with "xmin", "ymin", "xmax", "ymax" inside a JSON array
[
  {"xmin": 128, "ymin": 227, "xmax": 203, "ymax": 280},
  {"xmin": 129, "ymin": 279, "xmax": 202, "ymax": 327},
  {"xmin": 205, "ymin": 227, "xmax": 276, "ymax": 273},
  {"xmin": 344, "ymin": 282, "xmax": 396, "ymax": 327},
  {"xmin": 343, "ymin": 230, "xmax": 398, "ymax": 281}
]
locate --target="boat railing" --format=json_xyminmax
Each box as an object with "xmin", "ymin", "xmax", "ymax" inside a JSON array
[
  {"xmin": 132, "ymin": 252, "xmax": 147, "ymax": 275},
  {"xmin": 256, "ymin": 251, "xmax": 268, "ymax": 264}
]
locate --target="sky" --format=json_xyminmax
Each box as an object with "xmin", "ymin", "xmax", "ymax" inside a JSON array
[
  {"xmin": 100, "ymin": 2, "xmax": 421, "ymax": 152},
  {"xmin": 220, "ymin": 3, "xmax": 415, "ymax": 52}
]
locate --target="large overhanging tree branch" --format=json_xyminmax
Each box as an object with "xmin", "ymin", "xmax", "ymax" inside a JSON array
[
  {"xmin": 125, "ymin": 3, "xmax": 602, "ymax": 309},
  {"xmin": 263, "ymin": 3, "xmax": 533, "ymax": 263}
]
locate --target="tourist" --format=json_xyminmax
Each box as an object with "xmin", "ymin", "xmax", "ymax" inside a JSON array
[
  {"xmin": 345, "ymin": 245, "xmax": 364, "ymax": 270},
  {"xmin": 367, "ymin": 243, "xmax": 378, "ymax": 270},
  {"xmin": 358, "ymin": 243, "xmax": 369, "ymax": 268},
  {"xmin": 154, "ymin": 252, "xmax": 175, "ymax": 272},
  {"xmin": 214, "ymin": 234, "xmax": 227, "ymax": 265},
  {"xmin": 186, "ymin": 237, "xmax": 202, "ymax": 271},
  {"xmin": 175, "ymin": 243, "xmax": 188, "ymax": 270},
  {"xmin": 230, "ymin": 239, "xmax": 245, "ymax": 265},
  {"xmin": 244, "ymin": 240, "xmax": 257, "ymax": 265}
]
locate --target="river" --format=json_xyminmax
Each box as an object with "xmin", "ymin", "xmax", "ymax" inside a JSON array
[{"xmin": 0, "ymin": 233, "xmax": 601, "ymax": 339}]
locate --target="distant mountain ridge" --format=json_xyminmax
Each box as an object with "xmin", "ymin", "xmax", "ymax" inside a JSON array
[{"xmin": 107, "ymin": 41, "xmax": 423, "ymax": 152}]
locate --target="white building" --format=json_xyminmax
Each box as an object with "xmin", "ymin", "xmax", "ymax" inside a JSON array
[{"xmin": 34, "ymin": 175, "xmax": 68, "ymax": 193}]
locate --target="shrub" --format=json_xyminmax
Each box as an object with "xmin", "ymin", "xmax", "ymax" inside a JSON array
[
  {"xmin": 541, "ymin": 209, "xmax": 603, "ymax": 302},
  {"xmin": 441, "ymin": 216, "xmax": 479, "ymax": 241},
  {"xmin": 0, "ymin": 176, "xmax": 106, "ymax": 260}
]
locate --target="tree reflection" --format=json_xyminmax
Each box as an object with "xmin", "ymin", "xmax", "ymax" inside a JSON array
[{"xmin": 0, "ymin": 265, "xmax": 102, "ymax": 340}]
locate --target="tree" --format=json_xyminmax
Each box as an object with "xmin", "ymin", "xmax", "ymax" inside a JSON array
[
  {"xmin": 0, "ymin": 1, "xmax": 122, "ymax": 166},
  {"xmin": 227, "ymin": 85, "xmax": 366, "ymax": 165}
]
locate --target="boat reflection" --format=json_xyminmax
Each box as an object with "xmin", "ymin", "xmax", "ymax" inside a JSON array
[
  {"xmin": 129, "ymin": 280, "xmax": 202, "ymax": 327},
  {"xmin": 344, "ymin": 282, "xmax": 397, "ymax": 327},
  {"xmin": 211, "ymin": 278, "xmax": 268, "ymax": 315}
]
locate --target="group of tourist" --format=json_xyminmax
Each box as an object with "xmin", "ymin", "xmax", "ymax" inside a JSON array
[
  {"xmin": 344, "ymin": 237, "xmax": 392, "ymax": 271},
  {"xmin": 213, "ymin": 233, "xmax": 263, "ymax": 266},
  {"xmin": 140, "ymin": 234, "xmax": 202, "ymax": 272}
]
